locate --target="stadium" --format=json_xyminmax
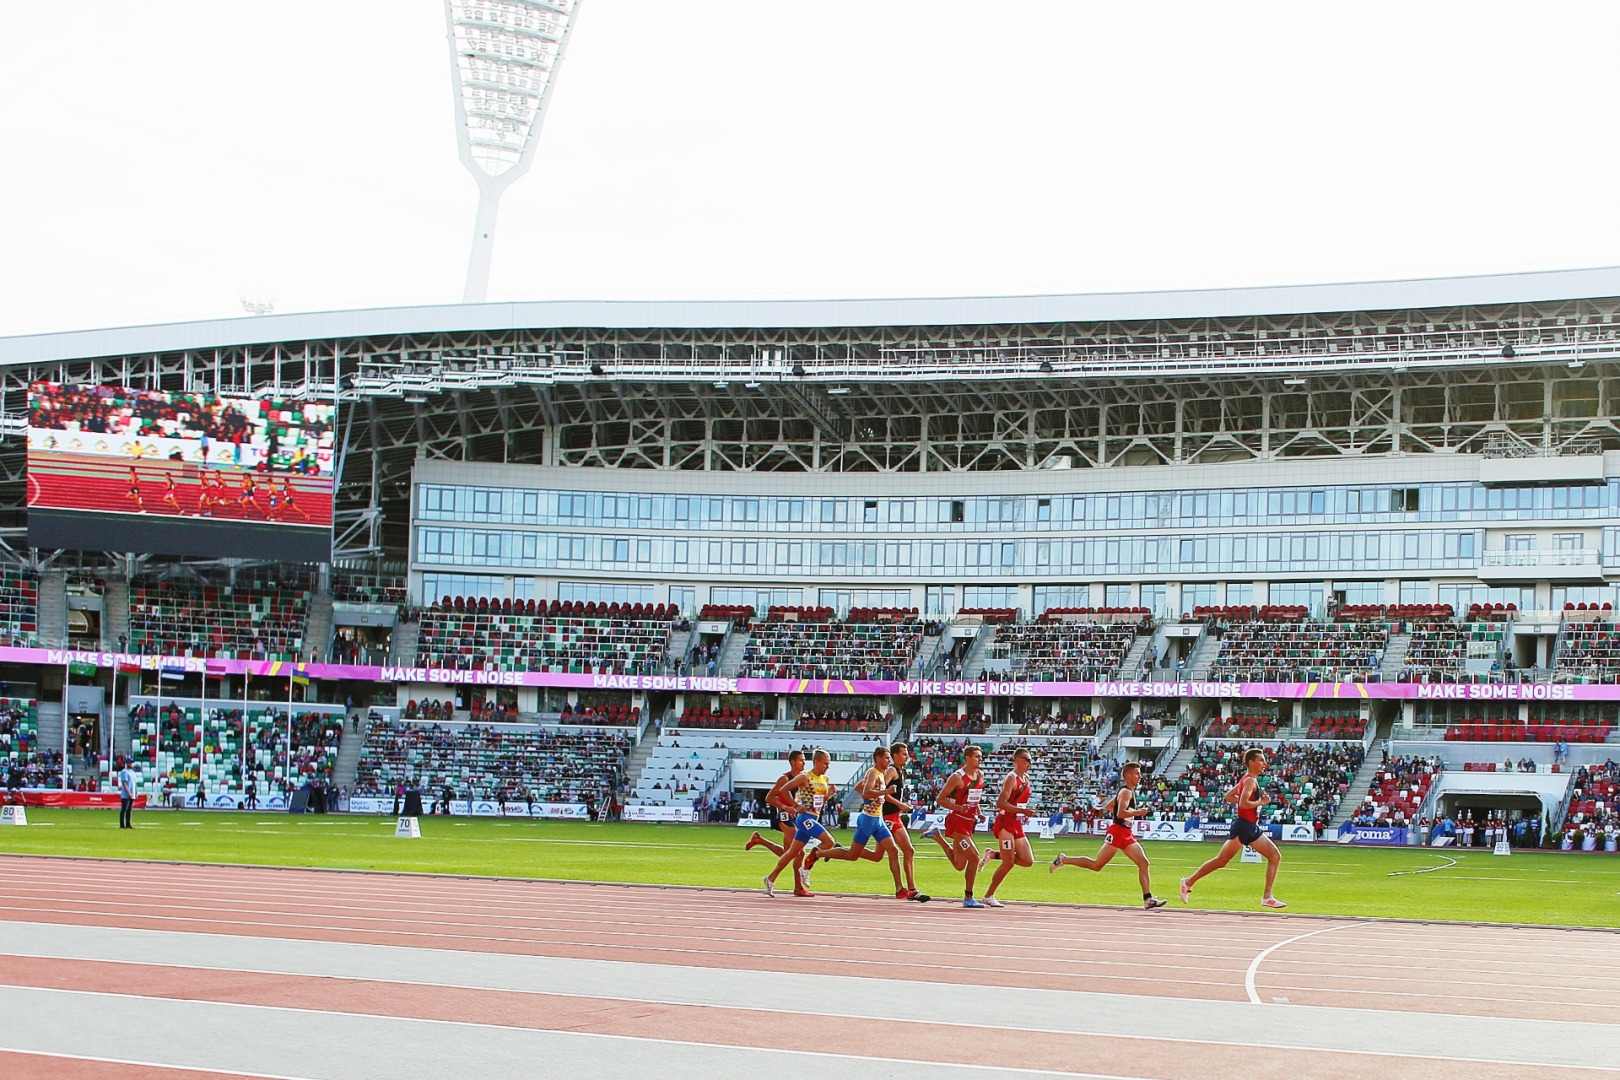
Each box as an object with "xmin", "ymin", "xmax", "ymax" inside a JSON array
[{"xmin": 3, "ymin": 4, "xmax": 1620, "ymax": 1079}]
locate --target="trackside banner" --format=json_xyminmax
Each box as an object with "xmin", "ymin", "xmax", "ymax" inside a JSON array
[
  {"xmin": 17, "ymin": 646, "xmax": 1618, "ymax": 700},
  {"xmin": 1350, "ymin": 826, "xmax": 1409, "ymax": 845}
]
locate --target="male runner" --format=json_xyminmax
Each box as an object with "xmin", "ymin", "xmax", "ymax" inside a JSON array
[
  {"xmin": 924, "ymin": 743, "xmax": 987, "ymax": 907},
  {"xmin": 238, "ymin": 474, "xmax": 260, "ymax": 517},
  {"xmin": 1180, "ymin": 747, "xmax": 1286, "ymax": 908},
  {"xmin": 745, "ymin": 749, "xmax": 805, "ymax": 863},
  {"xmin": 125, "ymin": 467, "xmax": 145, "ymax": 513},
  {"xmin": 281, "ymin": 476, "xmax": 310, "ymax": 521},
  {"xmin": 161, "ymin": 471, "xmax": 182, "ymax": 513},
  {"xmin": 806, "ymin": 745, "xmax": 917, "ymax": 898},
  {"xmin": 1049, "ymin": 760, "xmax": 1167, "ymax": 909},
  {"xmin": 763, "ymin": 747, "xmax": 835, "ymax": 897},
  {"xmin": 977, "ymin": 747, "xmax": 1037, "ymax": 906},
  {"xmin": 882, "ymin": 741, "xmax": 926, "ymax": 900}
]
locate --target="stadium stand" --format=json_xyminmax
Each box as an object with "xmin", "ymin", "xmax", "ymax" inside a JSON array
[
  {"xmin": 1151, "ymin": 741, "xmax": 1362, "ymax": 826},
  {"xmin": 127, "ymin": 577, "xmax": 310, "ymax": 660},
  {"xmin": 413, "ymin": 599, "xmax": 675, "ymax": 673},
  {"xmin": 671, "ymin": 706, "xmax": 762, "ymax": 730},
  {"xmin": 1554, "ymin": 610, "xmax": 1620, "ymax": 684},
  {"xmin": 697, "ymin": 604, "xmax": 753, "ymax": 623},
  {"xmin": 1441, "ymin": 717, "xmax": 1615, "ymax": 743},
  {"xmin": 915, "ymin": 712, "xmax": 989, "ymax": 736},
  {"xmin": 1303, "ymin": 715, "xmax": 1366, "ymax": 740},
  {"xmin": 330, "ymin": 569, "xmax": 408, "ymax": 607},
  {"xmin": 979, "ymin": 740, "xmax": 1104, "ymax": 814},
  {"xmin": 127, "ymin": 703, "xmax": 342, "ymax": 804},
  {"xmin": 0, "ymin": 569, "xmax": 38, "ymax": 648},
  {"xmin": 1206, "ymin": 609, "xmax": 1388, "ymax": 682},
  {"xmin": 993, "ymin": 608, "xmax": 1148, "ymax": 681},
  {"xmin": 1206, "ymin": 714, "xmax": 1279, "ymax": 739},
  {"xmin": 1400, "ymin": 616, "xmax": 1508, "ymax": 683},
  {"xmin": 1017, "ymin": 712, "xmax": 1100, "ymax": 736},
  {"xmin": 1349, "ymin": 755, "xmax": 1441, "ymax": 827},
  {"xmin": 738, "ymin": 608, "xmax": 922, "ymax": 680},
  {"xmin": 956, "ymin": 607, "xmax": 1018, "ymax": 623},
  {"xmin": 355, "ymin": 720, "xmax": 628, "ymax": 803},
  {"xmin": 0, "ymin": 698, "xmax": 56, "ymax": 788},
  {"xmin": 1564, "ymin": 762, "xmax": 1619, "ymax": 836},
  {"xmin": 797, "ymin": 707, "xmax": 890, "ymax": 733},
  {"xmin": 560, "ymin": 702, "xmax": 640, "ymax": 726}
]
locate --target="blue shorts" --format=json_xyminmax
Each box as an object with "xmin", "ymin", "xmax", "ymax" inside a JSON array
[
  {"xmin": 1231, "ymin": 818, "xmax": 1265, "ymax": 847},
  {"xmin": 794, "ymin": 813, "xmax": 829, "ymax": 844},
  {"xmin": 852, "ymin": 812, "xmax": 892, "ymax": 847}
]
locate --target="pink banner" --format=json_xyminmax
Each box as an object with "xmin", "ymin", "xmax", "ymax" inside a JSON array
[
  {"xmin": 12, "ymin": 790, "xmax": 148, "ymax": 808},
  {"xmin": 9, "ymin": 646, "xmax": 1616, "ymax": 701}
]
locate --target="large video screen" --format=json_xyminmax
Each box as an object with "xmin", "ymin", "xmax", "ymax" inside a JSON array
[{"xmin": 27, "ymin": 382, "xmax": 335, "ymax": 561}]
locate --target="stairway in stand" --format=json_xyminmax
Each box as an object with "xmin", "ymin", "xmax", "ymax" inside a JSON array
[
  {"xmin": 37, "ymin": 571, "xmax": 68, "ymax": 649},
  {"xmin": 333, "ymin": 718, "xmax": 366, "ymax": 790},
  {"xmin": 1328, "ymin": 716, "xmax": 1393, "ymax": 830},
  {"xmin": 303, "ymin": 592, "xmax": 334, "ymax": 663}
]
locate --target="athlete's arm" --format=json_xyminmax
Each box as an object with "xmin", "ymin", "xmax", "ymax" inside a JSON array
[
  {"xmin": 882, "ymin": 766, "xmax": 912, "ymax": 812},
  {"xmin": 994, "ymin": 774, "xmax": 1022, "ymax": 816},
  {"xmin": 856, "ymin": 768, "xmax": 884, "ymax": 803},
  {"xmin": 771, "ymin": 772, "xmax": 809, "ymax": 814},
  {"xmin": 1120, "ymin": 788, "xmax": 1150, "ymax": 820},
  {"xmin": 765, "ymin": 773, "xmax": 796, "ymax": 815},
  {"xmin": 936, "ymin": 773, "xmax": 967, "ymax": 815}
]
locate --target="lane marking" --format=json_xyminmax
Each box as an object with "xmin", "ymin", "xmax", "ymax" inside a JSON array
[
  {"xmin": 1244, "ymin": 923, "xmax": 1354, "ymax": 1005},
  {"xmin": 0, "ymin": 1046, "xmax": 318, "ymax": 1080}
]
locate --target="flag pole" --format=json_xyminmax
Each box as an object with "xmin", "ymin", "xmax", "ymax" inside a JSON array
[
  {"xmin": 60, "ymin": 659, "xmax": 69, "ymax": 791},
  {"xmin": 286, "ymin": 671, "xmax": 293, "ymax": 806},
  {"xmin": 241, "ymin": 667, "xmax": 249, "ymax": 805}
]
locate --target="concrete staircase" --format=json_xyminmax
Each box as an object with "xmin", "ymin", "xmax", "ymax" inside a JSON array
[
  {"xmin": 912, "ymin": 630, "xmax": 948, "ymax": 678},
  {"xmin": 1328, "ymin": 717, "xmax": 1393, "ymax": 829},
  {"xmin": 1378, "ymin": 632, "xmax": 1411, "ymax": 681},
  {"xmin": 717, "ymin": 627, "xmax": 751, "ymax": 677},
  {"xmin": 333, "ymin": 718, "xmax": 365, "ymax": 789},
  {"xmin": 103, "ymin": 578, "xmax": 131, "ymax": 652},
  {"xmin": 36, "ymin": 570, "xmax": 68, "ymax": 648},
  {"xmin": 1157, "ymin": 744, "xmax": 1199, "ymax": 783},
  {"xmin": 303, "ymin": 592, "xmax": 334, "ymax": 663},
  {"xmin": 623, "ymin": 727, "xmax": 661, "ymax": 793},
  {"xmin": 387, "ymin": 619, "xmax": 420, "ymax": 665},
  {"xmin": 664, "ymin": 625, "xmax": 694, "ymax": 672},
  {"xmin": 1117, "ymin": 631, "xmax": 1154, "ymax": 679},
  {"xmin": 960, "ymin": 624, "xmax": 998, "ymax": 679},
  {"xmin": 1186, "ymin": 629, "xmax": 1223, "ymax": 680}
]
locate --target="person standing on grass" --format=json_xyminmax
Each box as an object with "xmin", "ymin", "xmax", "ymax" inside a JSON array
[
  {"xmin": 1179, "ymin": 747, "xmax": 1286, "ymax": 909},
  {"xmin": 117, "ymin": 758, "xmax": 136, "ymax": 829}
]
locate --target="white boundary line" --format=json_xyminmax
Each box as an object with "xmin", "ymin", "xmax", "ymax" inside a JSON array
[{"xmin": 1244, "ymin": 923, "xmax": 1355, "ymax": 1005}]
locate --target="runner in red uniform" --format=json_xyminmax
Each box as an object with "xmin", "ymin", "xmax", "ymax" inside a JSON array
[
  {"xmin": 1180, "ymin": 747, "xmax": 1286, "ymax": 909},
  {"xmin": 1049, "ymin": 761, "xmax": 1167, "ymax": 909},
  {"xmin": 977, "ymin": 747, "xmax": 1037, "ymax": 906},
  {"xmin": 923, "ymin": 744, "xmax": 988, "ymax": 908}
]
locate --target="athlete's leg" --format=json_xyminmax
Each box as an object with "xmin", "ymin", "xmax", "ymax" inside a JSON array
[
  {"xmin": 745, "ymin": 830, "xmax": 786, "ymax": 857},
  {"xmin": 1054, "ymin": 842, "xmax": 1119, "ymax": 871},
  {"xmin": 892, "ymin": 824, "xmax": 918, "ymax": 891},
  {"xmin": 984, "ymin": 828, "xmax": 1021, "ymax": 897},
  {"xmin": 1251, "ymin": 835, "xmax": 1284, "ymax": 899},
  {"xmin": 935, "ymin": 831, "xmax": 972, "ymax": 871},
  {"xmin": 877, "ymin": 836, "xmax": 904, "ymax": 890},
  {"xmin": 766, "ymin": 839, "xmax": 806, "ymax": 884},
  {"xmin": 1185, "ymin": 838, "xmax": 1242, "ymax": 888},
  {"xmin": 1121, "ymin": 841, "xmax": 1154, "ymax": 896},
  {"xmin": 957, "ymin": 835, "xmax": 980, "ymax": 894},
  {"xmin": 1011, "ymin": 835, "xmax": 1035, "ymax": 868}
]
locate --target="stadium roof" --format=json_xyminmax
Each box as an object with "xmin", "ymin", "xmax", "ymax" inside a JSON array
[{"xmin": 7, "ymin": 265, "xmax": 1620, "ymax": 367}]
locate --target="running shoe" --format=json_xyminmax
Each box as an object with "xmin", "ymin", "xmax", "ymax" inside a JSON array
[
  {"xmin": 1261, "ymin": 896, "xmax": 1287, "ymax": 909},
  {"xmin": 799, "ymin": 867, "xmax": 812, "ymax": 890},
  {"xmin": 962, "ymin": 896, "xmax": 985, "ymax": 909},
  {"xmin": 794, "ymin": 887, "xmax": 815, "ymax": 898},
  {"xmin": 1144, "ymin": 896, "xmax": 1167, "ymax": 910},
  {"xmin": 1049, "ymin": 853, "xmax": 1065, "ymax": 872},
  {"xmin": 763, "ymin": 876, "xmax": 775, "ymax": 898},
  {"xmin": 745, "ymin": 832, "xmax": 762, "ymax": 852},
  {"xmin": 921, "ymin": 824, "xmax": 942, "ymax": 839},
  {"xmin": 1179, "ymin": 877, "xmax": 1191, "ymax": 904},
  {"xmin": 895, "ymin": 889, "xmax": 912, "ymax": 900},
  {"xmin": 804, "ymin": 847, "xmax": 820, "ymax": 869},
  {"xmin": 983, "ymin": 896, "xmax": 1005, "ymax": 908},
  {"xmin": 912, "ymin": 892, "xmax": 932, "ymax": 903},
  {"xmin": 977, "ymin": 847, "xmax": 996, "ymax": 872}
]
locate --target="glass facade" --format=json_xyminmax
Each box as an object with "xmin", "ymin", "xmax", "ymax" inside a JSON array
[{"xmin": 417, "ymin": 479, "xmax": 1616, "ymax": 532}]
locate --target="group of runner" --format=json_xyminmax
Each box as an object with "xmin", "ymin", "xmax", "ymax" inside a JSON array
[
  {"xmin": 125, "ymin": 466, "xmax": 309, "ymax": 521},
  {"xmin": 747, "ymin": 741, "xmax": 1286, "ymax": 910}
]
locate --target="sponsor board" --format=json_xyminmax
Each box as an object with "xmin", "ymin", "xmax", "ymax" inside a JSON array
[
  {"xmin": 623, "ymin": 805, "xmax": 698, "ymax": 823},
  {"xmin": 738, "ymin": 817, "xmax": 773, "ymax": 828},
  {"xmin": 1350, "ymin": 826, "xmax": 1408, "ymax": 845},
  {"xmin": 1278, "ymin": 823, "xmax": 1316, "ymax": 843}
]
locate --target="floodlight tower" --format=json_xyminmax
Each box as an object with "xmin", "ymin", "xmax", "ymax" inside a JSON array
[{"xmin": 445, "ymin": 0, "xmax": 582, "ymax": 303}]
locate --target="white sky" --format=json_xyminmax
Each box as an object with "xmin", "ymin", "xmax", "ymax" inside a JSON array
[{"xmin": 2, "ymin": 1, "xmax": 1618, "ymax": 335}]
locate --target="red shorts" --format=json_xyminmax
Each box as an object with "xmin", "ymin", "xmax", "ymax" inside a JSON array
[
  {"xmin": 883, "ymin": 813, "xmax": 905, "ymax": 832},
  {"xmin": 1104, "ymin": 823, "xmax": 1138, "ymax": 849},
  {"xmin": 944, "ymin": 813, "xmax": 978, "ymax": 837},
  {"xmin": 992, "ymin": 814, "xmax": 1025, "ymax": 838}
]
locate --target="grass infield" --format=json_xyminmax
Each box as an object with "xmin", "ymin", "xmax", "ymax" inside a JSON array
[{"xmin": 2, "ymin": 809, "xmax": 1616, "ymax": 928}]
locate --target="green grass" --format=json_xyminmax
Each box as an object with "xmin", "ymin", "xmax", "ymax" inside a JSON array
[{"xmin": 2, "ymin": 809, "xmax": 1617, "ymax": 928}]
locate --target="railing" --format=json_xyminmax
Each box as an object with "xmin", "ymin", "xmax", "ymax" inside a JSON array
[{"xmin": 1480, "ymin": 549, "xmax": 1601, "ymax": 568}]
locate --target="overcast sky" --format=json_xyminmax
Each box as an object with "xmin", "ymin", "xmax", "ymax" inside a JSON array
[{"xmin": 2, "ymin": 1, "xmax": 1618, "ymax": 335}]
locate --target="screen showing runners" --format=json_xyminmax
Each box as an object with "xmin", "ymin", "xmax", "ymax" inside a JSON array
[{"xmin": 26, "ymin": 382, "xmax": 335, "ymax": 561}]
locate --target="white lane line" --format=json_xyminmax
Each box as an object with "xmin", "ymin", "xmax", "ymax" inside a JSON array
[
  {"xmin": 0, "ymin": 1046, "xmax": 319, "ymax": 1080},
  {"xmin": 1244, "ymin": 923, "xmax": 1355, "ymax": 1005}
]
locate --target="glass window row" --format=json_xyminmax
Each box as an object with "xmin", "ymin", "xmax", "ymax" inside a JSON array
[
  {"xmin": 416, "ymin": 480, "xmax": 1618, "ymax": 532},
  {"xmin": 415, "ymin": 526, "xmax": 1490, "ymax": 576}
]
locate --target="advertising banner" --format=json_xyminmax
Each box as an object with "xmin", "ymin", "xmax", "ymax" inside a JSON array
[
  {"xmin": 1350, "ymin": 826, "xmax": 1409, "ymax": 845},
  {"xmin": 11, "ymin": 790, "xmax": 148, "ymax": 809},
  {"xmin": 1277, "ymin": 823, "xmax": 1317, "ymax": 843},
  {"xmin": 623, "ymin": 805, "xmax": 698, "ymax": 823}
]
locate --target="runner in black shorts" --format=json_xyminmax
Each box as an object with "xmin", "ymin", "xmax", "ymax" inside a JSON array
[
  {"xmin": 1180, "ymin": 747, "xmax": 1286, "ymax": 909},
  {"xmin": 746, "ymin": 749, "xmax": 805, "ymax": 862}
]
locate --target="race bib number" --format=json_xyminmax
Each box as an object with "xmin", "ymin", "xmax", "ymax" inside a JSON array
[
  {"xmin": 812, "ymin": 794, "xmax": 825, "ymax": 811},
  {"xmin": 967, "ymin": 788, "xmax": 982, "ymax": 807}
]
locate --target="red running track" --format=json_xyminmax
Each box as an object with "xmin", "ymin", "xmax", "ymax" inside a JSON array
[{"xmin": 0, "ymin": 855, "xmax": 1617, "ymax": 1080}]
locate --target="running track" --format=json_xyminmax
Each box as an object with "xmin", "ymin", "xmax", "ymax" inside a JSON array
[{"xmin": 0, "ymin": 855, "xmax": 1617, "ymax": 1079}]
